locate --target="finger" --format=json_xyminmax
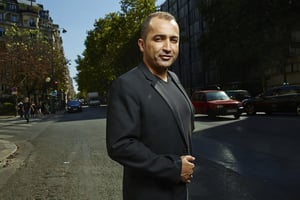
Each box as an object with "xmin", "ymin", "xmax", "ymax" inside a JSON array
[{"xmin": 186, "ymin": 155, "xmax": 196, "ymax": 161}]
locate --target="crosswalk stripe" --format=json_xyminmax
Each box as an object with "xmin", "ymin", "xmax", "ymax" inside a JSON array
[{"xmin": 0, "ymin": 129, "xmax": 22, "ymax": 133}]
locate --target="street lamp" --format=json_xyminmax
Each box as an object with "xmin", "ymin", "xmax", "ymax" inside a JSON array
[
  {"xmin": 49, "ymin": 27, "xmax": 67, "ymax": 113},
  {"xmin": 45, "ymin": 77, "xmax": 51, "ymax": 83}
]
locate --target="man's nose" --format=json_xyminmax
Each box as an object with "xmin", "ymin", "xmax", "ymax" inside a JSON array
[{"xmin": 162, "ymin": 40, "xmax": 172, "ymax": 51}]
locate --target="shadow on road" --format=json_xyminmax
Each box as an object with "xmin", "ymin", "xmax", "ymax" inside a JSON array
[
  {"xmin": 191, "ymin": 114, "xmax": 300, "ymax": 199},
  {"xmin": 55, "ymin": 105, "xmax": 107, "ymax": 123}
]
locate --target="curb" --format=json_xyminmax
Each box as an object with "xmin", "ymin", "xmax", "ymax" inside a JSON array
[
  {"xmin": 0, "ymin": 115, "xmax": 17, "ymax": 120},
  {"xmin": 0, "ymin": 139, "xmax": 18, "ymax": 168}
]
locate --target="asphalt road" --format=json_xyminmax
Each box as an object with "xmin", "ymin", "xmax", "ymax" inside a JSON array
[
  {"xmin": 0, "ymin": 107, "xmax": 122, "ymax": 200},
  {"xmin": 190, "ymin": 114, "xmax": 300, "ymax": 200},
  {"xmin": 0, "ymin": 107, "xmax": 299, "ymax": 200}
]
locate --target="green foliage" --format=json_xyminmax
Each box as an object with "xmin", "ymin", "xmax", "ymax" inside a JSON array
[
  {"xmin": 75, "ymin": 0, "xmax": 156, "ymax": 97},
  {"xmin": 0, "ymin": 102, "xmax": 15, "ymax": 115}
]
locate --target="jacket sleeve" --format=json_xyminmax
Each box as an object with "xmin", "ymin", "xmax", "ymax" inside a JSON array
[{"xmin": 106, "ymin": 77, "xmax": 182, "ymax": 183}]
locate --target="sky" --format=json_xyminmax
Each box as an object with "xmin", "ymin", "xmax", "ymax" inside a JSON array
[{"xmin": 37, "ymin": 0, "xmax": 165, "ymax": 92}]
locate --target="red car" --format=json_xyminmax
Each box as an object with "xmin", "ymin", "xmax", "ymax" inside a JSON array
[{"xmin": 191, "ymin": 90, "xmax": 243, "ymax": 119}]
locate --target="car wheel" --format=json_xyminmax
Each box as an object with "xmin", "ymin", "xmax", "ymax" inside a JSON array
[
  {"xmin": 297, "ymin": 105, "xmax": 300, "ymax": 116},
  {"xmin": 207, "ymin": 110, "xmax": 216, "ymax": 119},
  {"xmin": 245, "ymin": 104, "xmax": 256, "ymax": 115},
  {"xmin": 234, "ymin": 113, "xmax": 240, "ymax": 119},
  {"xmin": 265, "ymin": 111, "xmax": 273, "ymax": 115}
]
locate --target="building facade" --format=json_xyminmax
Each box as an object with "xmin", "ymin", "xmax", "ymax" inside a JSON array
[
  {"xmin": 159, "ymin": 0, "xmax": 300, "ymax": 95},
  {"xmin": 160, "ymin": 0, "xmax": 203, "ymax": 95}
]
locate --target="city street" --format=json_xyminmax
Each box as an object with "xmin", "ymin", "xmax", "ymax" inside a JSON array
[
  {"xmin": 0, "ymin": 107, "xmax": 299, "ymax": 199},
  {"xmin": 1, "ymin": 1, "xmax": 299, "ymax": 199}
]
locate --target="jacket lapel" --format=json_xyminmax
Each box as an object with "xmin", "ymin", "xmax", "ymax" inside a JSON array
[{"xmin": 138, "ymin": 64, "xmax": 191, "ymax": 149}]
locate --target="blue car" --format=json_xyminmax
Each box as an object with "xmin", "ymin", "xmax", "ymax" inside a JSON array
[{"xmin": 66, "ymin": 100, "xmax": 82, "ymax": 113}]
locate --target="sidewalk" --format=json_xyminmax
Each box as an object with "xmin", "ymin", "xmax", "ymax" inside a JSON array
[
  {"xmin": 0, "ymin": 115, "xmax": 18, "ymax": 167},
  {"xmin": 0, "ymin": 139, "xmax": 18, "ymax": 168}
]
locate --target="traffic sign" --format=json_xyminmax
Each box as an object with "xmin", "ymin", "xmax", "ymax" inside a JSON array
[{"xmin": 11, "ymin": 87, "xmax": 17, "ymax": 95}]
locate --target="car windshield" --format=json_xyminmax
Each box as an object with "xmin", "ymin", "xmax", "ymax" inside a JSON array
[
  {"xmin": 226, "ymin": 90, "xmax": 251, "ymax": 99},
  {"xmin": 206, "ymin": 91, "xmax": 230, "ymax": 101},
  {"xmin": 68, "ymin": 100, "xmax": 80, "ymax": 106}
]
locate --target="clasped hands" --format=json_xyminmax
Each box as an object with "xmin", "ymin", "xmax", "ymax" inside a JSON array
[{"xmin": 180, "ymin": 155, "xmax": 195, "ymax": 183}]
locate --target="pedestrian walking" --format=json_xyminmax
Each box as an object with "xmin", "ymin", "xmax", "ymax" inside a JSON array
[
  {"xmin": 35, "ymin": 102, "xmax": 43, "ymax": 118},
  {"xmin": 106, "ymin": 11, "xmax": 195, "ymax": 200},
  {"xmin": 30, "ymin": 101, "xmax": 36, "ymax": 118},
  {"xmin": 23, "ymin": 97, "xmax": 31, "ymax": 123},
  {"xmin": 17, "ymin": 100, "xmax": 24, "ymax": 119}
]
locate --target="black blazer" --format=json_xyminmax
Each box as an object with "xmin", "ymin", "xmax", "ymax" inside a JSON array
[{"xmin": 106, "ymin": 63, "xmax": 195, "ymax": 200}]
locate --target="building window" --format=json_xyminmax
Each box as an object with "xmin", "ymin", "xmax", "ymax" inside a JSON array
[
  {"xmin": 29, "ymin": 18, "xmax": 36, "ymax": 27},
  {"xmin": 0, "ymin": 27, "xmax": 5, "ymax": 37},
  {"xmin": 292, "ymin": 31, "xmax": 300, "ymax": 42},
  {"xmin": 0, "ymin": 13, "xmax": 3, "ymax": 21},
  {"xmin": 8, "ymin": 4, "xmax": 17, "ymax": 12},
  {"xmin": 295, "ymin": 63, "xmax": 300, "ymax": 72},
  {"xmin": 11, "ymin": 15, "xmax": 18, "ymax": 22}
]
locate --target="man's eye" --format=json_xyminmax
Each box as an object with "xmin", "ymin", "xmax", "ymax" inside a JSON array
[
  {"xmin": 154, "ymin": 36, "xmax": 162, "ymax": 41},
  {"xmin": 171, "ymin": 38, "xmax": 178, "ymax": 43}
]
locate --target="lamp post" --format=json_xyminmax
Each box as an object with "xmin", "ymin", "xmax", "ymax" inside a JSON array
[
  {"xmin": 45, "ymin": 76, "xmax": 51, "ymax": 114},
  {"xmin": 49, "ymin": 27, "xmax": 67, "ymax": 113}
]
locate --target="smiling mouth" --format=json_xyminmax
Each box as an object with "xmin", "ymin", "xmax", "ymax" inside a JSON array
[{"xmin": 160, "ymin": 55, "xmax": 172, "ymax": 60}]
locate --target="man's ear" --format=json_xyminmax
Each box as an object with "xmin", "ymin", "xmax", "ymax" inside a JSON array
[{"xmin": 138, "ymin": 39, "xmax": 145, "ymax": 53}]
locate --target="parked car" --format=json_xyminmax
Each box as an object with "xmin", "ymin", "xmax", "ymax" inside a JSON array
[
  {"xmin": 191, "ymin": 90, "xmax": 243, "ymax": 119},
  {"xmin": 225, "ymin": 90, "xmax": 252, "ymax": 102},
  {"xmin": 66, "ymin": 100, "xmax": 82, "ymax": 113},
  {"xmin": 225, "ymin": 89, "xmax": 252, "ymax": 114},
  {"xmin": 243, "ymin": 84, "xmax": 300, "ymax": 115}
]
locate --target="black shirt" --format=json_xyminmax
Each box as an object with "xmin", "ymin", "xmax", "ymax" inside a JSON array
[{"xmin": 157, "ymin": 75, "xmax": 192, "ymax": 144}]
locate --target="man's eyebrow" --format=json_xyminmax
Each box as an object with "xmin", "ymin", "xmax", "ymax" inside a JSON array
[
  {"xmin": 153, "ymin": 34, "xmax": 166, "ymax": 37},
  {"xmin": 153, "ymin": 34, "xmax": 179, "ymax": 38}
]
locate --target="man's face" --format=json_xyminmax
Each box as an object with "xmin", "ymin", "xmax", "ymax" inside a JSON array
[{"xmin": 138, "ymin": 17, "xmax": 179, "ymax": 73}]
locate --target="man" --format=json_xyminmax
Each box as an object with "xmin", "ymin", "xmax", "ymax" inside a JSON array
[
  {"xmin": 106, "ymin": 12, "xmax": 195, "ymax": 200},
  {"xmin": 17, "ymin": 100, "xmax": 24, "ymax": 119},
  {"xmin": 23, "ymin": 97, "xmax": 31, "ymax": 123}
]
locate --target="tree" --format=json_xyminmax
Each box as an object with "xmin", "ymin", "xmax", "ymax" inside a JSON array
[
  {"xmin": 75, "ymin": 0, "xmax": 156, "ymax": 96},
  {"xmin": 1, "ymin": 25, "xmax": 52, "ymax": 96},
  {"xmin": 0, "ymin": 25, "xmax": 69, "ymax": 97}
]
